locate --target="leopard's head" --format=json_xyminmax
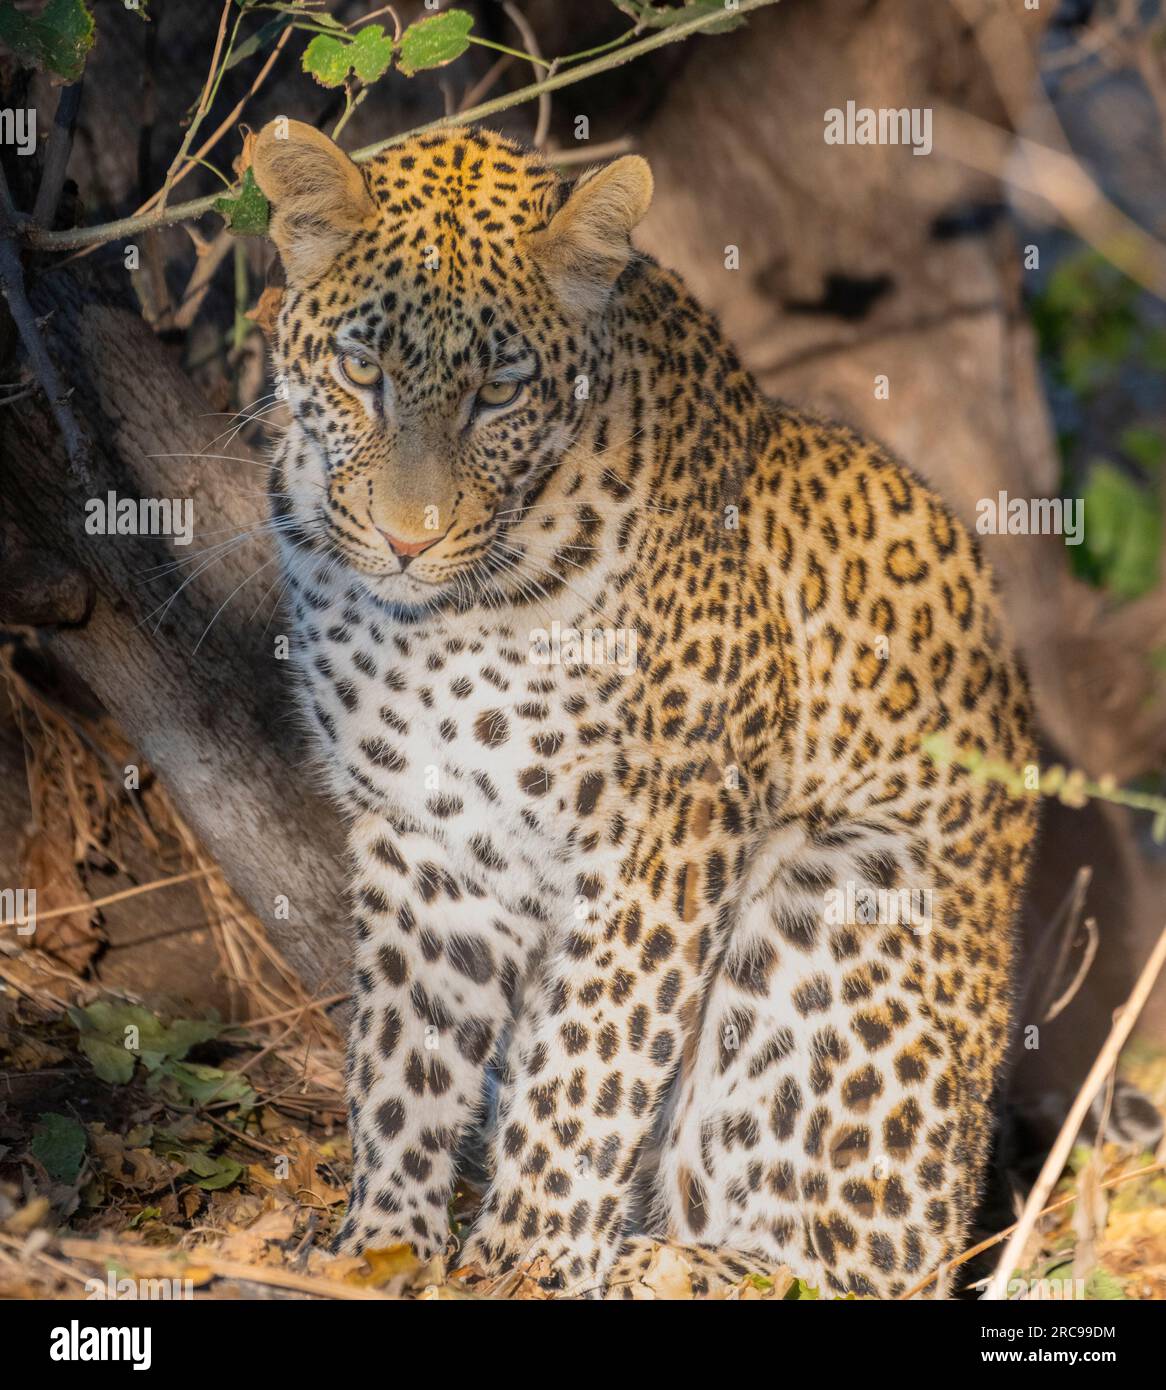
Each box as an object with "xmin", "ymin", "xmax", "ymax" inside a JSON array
[{"xmin": 253, "ymin": 120, "xmax": 652, "ymax": 612}]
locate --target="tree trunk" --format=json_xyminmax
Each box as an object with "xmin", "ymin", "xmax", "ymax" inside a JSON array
[{"xmin": 2, "ymin": 268, "xmax": 348, "ymax": 997}]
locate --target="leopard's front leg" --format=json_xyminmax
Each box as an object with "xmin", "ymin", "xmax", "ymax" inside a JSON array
[
  {"xmin": 336, "ymin": 813, "xmax": 538, "ymax": 1257},
  {"xmin": 463, "ymin": 840, "xmax": 725, "ymax": 1293}
]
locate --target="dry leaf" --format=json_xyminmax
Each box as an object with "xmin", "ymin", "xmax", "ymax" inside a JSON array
[
  {"xmin": 21, "ymin": 827, "xmax": 100, "ymax": 971},
  {"xmin": 346, "ymin": 1243, "xmax": 421, "ymax": 1288}
]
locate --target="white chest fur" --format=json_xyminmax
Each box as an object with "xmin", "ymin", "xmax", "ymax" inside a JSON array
[{"xmin": 290, "ymin": 580, "xmax": 602, "ymax": 905}]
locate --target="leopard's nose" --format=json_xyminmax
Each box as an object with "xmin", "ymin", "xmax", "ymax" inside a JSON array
[{"xmin": 374, "ymin": 525, "xmax": 444, "ymax": 569}]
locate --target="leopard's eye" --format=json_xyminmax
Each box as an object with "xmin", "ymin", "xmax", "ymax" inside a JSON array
[
  {"xmin": 339, "ymin": 351, "xmax": 382, "ymax": 389},
  {"xmin": 475, "ymin": 379, "xmax": 521, "ymax": 411}
]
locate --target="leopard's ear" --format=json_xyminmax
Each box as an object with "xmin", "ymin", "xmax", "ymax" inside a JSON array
[
  {"xmin": 525, "ymin": 156, "xmax": 653, "ymax": 317},
  {"xmin": 251, "ymin": 119, "xmax": 378, "ymax": 284}
]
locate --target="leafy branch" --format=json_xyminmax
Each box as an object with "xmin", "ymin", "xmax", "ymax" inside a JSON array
[
  {"xmin": 16, "ymin": 0, "xmax": 782, "ymax": 253},
  {"xmin": 922, "ymin": 733, "xmax": 1166, "ymax": 842}
]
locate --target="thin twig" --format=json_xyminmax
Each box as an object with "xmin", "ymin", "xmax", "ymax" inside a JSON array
[
  {"xmin": 8, "ymin": 866, "xmax": 217, "ymax": 929},
  {"xmin": 55, "ymin": 1237, "xmax": 397, "ymax": 1300},
  {"xmin": 1026, "ymin": 866, "xmax": 1092, "ymax": 1023},
  {"xmin": 898, "ymin": 1158, "xmax": 1166, "ymax": 1300},
  {"xmin": 134, "ymin": 20, "xmax": 294, "ymax": 224},
  {"xmin": 981, "ymin": 922, "xmax": 1166, "ymax": 1300},
  {"xmin": 546, "ymin": 137, "xmax": 636, "ymax": 167},
  {"xmin": 226, "ymin": 991, "xmax": 350, "ymax": 1031},
  {"xmin": 502, "ymin": 1, "xmax": 553, "ymax": 149},
  {"xmin": 459, "ymin": 54, "xmax": 512, "ymax": 113},
  {"xmin": 158, "ymin": 0, "xmax": 233, "ymax": 212},
  {"xmin": 933, "ymin": 104, "xmax": 1166, "ymax": 300},
  {"xmin": 32, "ymin": 78, "xmax": 84, "ymax": 230},
  {"xmin": 0, "ymin": 169, "xmax": 91, "ymax": 482},
  {"xmin": 166, "ymin": 227, "xmax": 235, "ymax": 332},
  {"xmin": 1044, "ymin": 916, "xmax": 1099, "ymax": 1023}
]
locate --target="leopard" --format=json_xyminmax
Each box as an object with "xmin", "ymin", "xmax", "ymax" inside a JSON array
[{"xmin": 251, "ymin": 117, "xmax": 1037, "ymax": 1299}]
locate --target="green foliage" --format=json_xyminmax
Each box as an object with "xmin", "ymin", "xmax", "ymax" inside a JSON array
[
  {"xmin": 213, "ymin": 167, "xmax": 269, "ymax": 236},
  {"xmin": 30, "ymin": 1113, "xmax": 87, "ymax": 1183},
  {"xmin": 346, "ymin": 23, "xmax": 396, "ymax": 82},
  {"xmin": 1084, "ymin": 1268, "xmax": 1128, "ymax": 1301},
  {"xmin": 1071, "ymin": 460, "xmax": 1162, "ymax": 602},
  {"xmin": 224, "ymin": 14, "xmax": 291, "ymax": 73},
  {"xmin": 1030, "ymin": 248, "xmax": 1164, "ymax": 603},
  {"xmin": 1030, "ymin": 250, "xmax": 1155, "ymax": 395},
  {"xmin": 69, "ymin": 1000, "xmax": 221, "ymax": 1085},
  {"xmin": 783, "ymin": 1277, "xmax": 821, "ymax": 1300},
  {"xmin": 303, "ymin": 22, "xmax": 395, "ymax": 86},
  {"xmin": 148, "ymin": 1058, "xmax": 256, "ymax": 1111},
  {"xmin": 174, "ymin": 1147, "xmax": 246, "ymax": 1191},
  {"xmin": 153, "ymin": 1129, "xmax": 246, "ymax": 1192},
  {"xmin": 302, "ymin": 30, "xmax": 356, "ymax": 86},
  {"xmin": 302, "ymin": 10, "xmax": 474, "ymax": 88},
  {"xmin": 0, "ymin": 0, "xmax": 95, "ymax": 80},
  {"xmin": 398, "ymin": 9, "xmax": 474, "ymax": 76}
]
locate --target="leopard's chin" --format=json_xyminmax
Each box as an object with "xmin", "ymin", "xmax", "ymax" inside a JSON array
[{"xmin": 355, "ymin": 568, "xmax": 467, "ymax": 618}]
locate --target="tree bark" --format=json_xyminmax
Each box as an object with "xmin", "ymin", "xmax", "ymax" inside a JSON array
[{"xmin": 2, "ymin": 267, "xmax": 348, "ymax": 998}]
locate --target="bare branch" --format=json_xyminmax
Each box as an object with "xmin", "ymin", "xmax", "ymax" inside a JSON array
[
  {"xmin": 31, "ymin": 79, "xmax": 84, "ymax": 230},
  {"xmin": 0, "ymin": 170, "xmax": 92, "ymax": 482},
  {"xmin": 18, "ymin": 0, "xmax": 784, "ymax": 254},
  {"xmin": 982, "ymin": 922, "xmax": 1166, "ymax": 1300}
]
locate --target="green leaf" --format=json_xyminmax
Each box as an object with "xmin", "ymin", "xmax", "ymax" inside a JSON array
[
  {"xmin": 153, "ymin": 1060, "xmax": 256, "ymax": 1111},
  {"xmin": 172, "ymin": 1148, "xmax": 244, "ymax": 1191},
  {"xmin": 1085, "ymin": 1267, "xmax": 1127, "ymax": 1301},
  {"xmin": 70, "ymin": 1000, "xmax": 221, "ymax": 1083},
  {"xmin": 224, "ymin": 14, "xmax": 293, "ymax": 74},
  {"xmin": 194, "ymin": 1156, "xmax": 245, "ymax": 1191},
  {"xmin": 398, "ymin": 10, "xmax": 474, "ymax": 77},
  {"xmin": 1073, "ymin": 461, "xmax": 1162, "ymax": 602},
  {"xmin": 783, "ymin": 1277, "xmax": 820, "ymax": 1300},
  {"xmin": 30, "ymin": 1113, "xmax": 87, "ymax": 1183},
  {"xmin": 0, "ymin": 0, "xmax": 95, "ymax": 81},
  {"xmin": 349, "ymin": 24, "xmax": 395, "ymax": 84},
  {"xmin": 1119, "ymin": 425, "xmax": 1165, "ymax": 476},
  {"xmin": 214, "ymin": 168, "xmax": 270, "ymax": 236},
  {"xmin": 302, "ymin": 32, "xmax": 353, "ymax": 88},
  {"xmin": 178, "ymin": 1148, "xmax": 221, "ymax": 1179},
  {"xmin": 78, "ymin": 1034, "xmax": 136, "ymax": 1084}
]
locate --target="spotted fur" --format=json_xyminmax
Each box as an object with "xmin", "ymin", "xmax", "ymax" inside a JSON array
[{"xmin": 253, "ymin": 121, "xmax": 1037, "ymax": 1298}]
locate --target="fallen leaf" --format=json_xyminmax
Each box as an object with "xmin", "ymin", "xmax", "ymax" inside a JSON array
[{"xmin": 346, "ymin": 1243, "xmax": 421, "ymax": 1288}]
